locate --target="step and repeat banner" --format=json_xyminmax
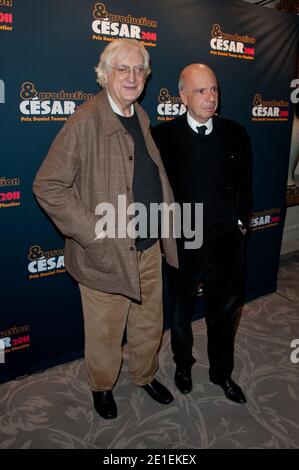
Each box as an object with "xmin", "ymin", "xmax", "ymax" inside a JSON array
[{"xmin": 0, "ymin": 0, "xmax": 298, "ymax": 382}]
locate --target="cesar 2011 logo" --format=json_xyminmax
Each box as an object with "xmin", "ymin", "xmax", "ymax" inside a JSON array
[{"xmin": 91, "ymin": 2, "xmax": 157, "ymax": 43}]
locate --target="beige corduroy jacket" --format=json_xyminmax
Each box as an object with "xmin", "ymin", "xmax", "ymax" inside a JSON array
[{"xmin": 33, "ymin": 89, "xmax": 178, "ymax": 301}]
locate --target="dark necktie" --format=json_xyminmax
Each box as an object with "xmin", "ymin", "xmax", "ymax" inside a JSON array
[{"xmin": 197, "ymin": 125, "xmax": 207, "ymax": 137}]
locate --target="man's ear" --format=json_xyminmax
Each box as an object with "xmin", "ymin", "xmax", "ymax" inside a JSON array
[{"xmin": 179, "ymin": 89, "xmax": 187, "ymax": 107}]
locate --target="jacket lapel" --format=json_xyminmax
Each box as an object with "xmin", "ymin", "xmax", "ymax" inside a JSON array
[{"xmin": 96, "ymin": 89, "xmax": 126, "ymax": 135}]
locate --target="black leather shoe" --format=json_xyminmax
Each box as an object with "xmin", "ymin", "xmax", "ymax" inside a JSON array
[
  {"xmin": 210, "ymin": 377, "xmax": 247, "ymax": 404},
  {"xmin": 141, "ymin": 379, "xmax": 174, "ymax": 404},
  {"xmin": 92, "ymin": 390, "xmax": 117, "ymax": 419},
  {"xmin": 174, "ymin": 366, "xmax": 192, "ymax": 394}
]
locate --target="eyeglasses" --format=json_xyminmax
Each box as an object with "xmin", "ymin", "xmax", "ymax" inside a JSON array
[{"xmin": 109, "ymin": 65, "xmax": 146, "ymax": 78}]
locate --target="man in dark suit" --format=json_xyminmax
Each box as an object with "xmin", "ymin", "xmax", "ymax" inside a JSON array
[{"xmin": 153, "ymin": 64, "xmax": 252, "ymax": 404}]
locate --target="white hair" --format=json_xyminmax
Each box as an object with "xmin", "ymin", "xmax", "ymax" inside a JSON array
[{"xmin": 95, "ymin": 39, "xmax": 151, "ymax": 87}]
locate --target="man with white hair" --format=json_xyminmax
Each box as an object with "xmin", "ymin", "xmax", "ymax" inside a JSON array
[{"xmin": 33, "ymin": 39, "xmax": 178, "ymax": 419}]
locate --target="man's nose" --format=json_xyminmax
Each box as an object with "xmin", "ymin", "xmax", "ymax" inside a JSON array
[
  {"xmin": 128, "ymin": 68, "xmax": 136, "ymax": 81},
  {"xmin": 206, "ymin": 90, "xmax": 215, "ymax": 101}
]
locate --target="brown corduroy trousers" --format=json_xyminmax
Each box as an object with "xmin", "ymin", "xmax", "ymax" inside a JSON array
[{"xmin": 79, "ymin": 241, "xmax": 163, "ymax": 391}]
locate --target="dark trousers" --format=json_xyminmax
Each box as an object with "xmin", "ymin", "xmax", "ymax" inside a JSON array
[{"xmin": 169, "ymin": 226, "xmax": 246, "ymax": 382}]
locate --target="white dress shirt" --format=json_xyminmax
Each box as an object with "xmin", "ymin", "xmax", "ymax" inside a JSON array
[
  {"xmin": 107, "ymin": 91, "xmax": 134, "ymax": 117},
  {"xmin": 187, "ymin": 112, "xmax": 213, "ymax": 135}
]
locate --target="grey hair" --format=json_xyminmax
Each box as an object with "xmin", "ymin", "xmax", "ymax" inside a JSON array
[
  {"xmin": 95, "ymin": 39, "xmax": 151, "ymax": 87},
  {"xmin": 178, "ymin": 71, "xmax": 185, "ymax": 91}
]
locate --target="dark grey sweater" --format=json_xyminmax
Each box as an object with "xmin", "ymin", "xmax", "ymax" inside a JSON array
[{"xmin": 118, "ymin": 113, "xmax": 163, "ymax": 251}]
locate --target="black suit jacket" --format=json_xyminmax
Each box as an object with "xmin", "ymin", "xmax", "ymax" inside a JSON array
[{"xmin": 152, "ymin": 113, "xmax": 253, "ymax": 231}]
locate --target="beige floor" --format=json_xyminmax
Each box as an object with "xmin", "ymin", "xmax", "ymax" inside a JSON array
[{"xmin": 0, "ymin": 251, "xmax": 298, "ymax": 449}]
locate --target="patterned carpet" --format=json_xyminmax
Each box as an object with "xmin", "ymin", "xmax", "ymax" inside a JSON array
[{"xmin": 0, "ymin": 252, "xmax": 298, "ymax": 449}]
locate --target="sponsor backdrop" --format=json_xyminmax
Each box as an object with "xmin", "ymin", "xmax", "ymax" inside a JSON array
[{"xmin": 0, "ymin": 0, "xmax": 298, "ymax": 382}]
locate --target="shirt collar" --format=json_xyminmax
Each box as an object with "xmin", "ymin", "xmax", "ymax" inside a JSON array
[
  {"xmin": 107, "ymin": 91, "xmax": 134, "ymax": 117},
  {"xmin": 187, "ymin": 112, "xmax": 213, "ymax": 135}
]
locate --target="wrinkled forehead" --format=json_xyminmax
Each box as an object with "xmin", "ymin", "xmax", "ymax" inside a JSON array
[
  {"xmin": 111, "ymin": 45, "xmax": 144, "ymax": 65},
  {"xmin": 183, "ymin": 67, "xmax": 217, "ymax": 90}
]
